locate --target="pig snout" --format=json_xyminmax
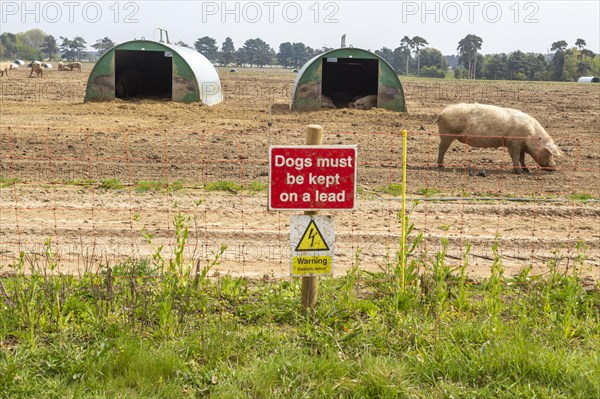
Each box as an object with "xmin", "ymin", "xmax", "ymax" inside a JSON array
[{"xmin": 536, "ymin": 151, "xmax": 557, "ymax": 171}]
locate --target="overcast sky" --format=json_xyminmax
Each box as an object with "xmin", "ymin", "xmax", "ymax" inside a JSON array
[{"xmin": 2, "ymin": 1, "xmax": 599, "ymax": 55}]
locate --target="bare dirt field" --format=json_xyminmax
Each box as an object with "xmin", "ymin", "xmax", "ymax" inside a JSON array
[{"xmin": 1, "ymin": 64, "xmax": 599, "ymax": 279}]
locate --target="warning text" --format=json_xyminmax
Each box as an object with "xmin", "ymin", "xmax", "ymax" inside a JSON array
[{"xmin": 269, "ymin": 146, "xmax": 357, "ymax": 210}]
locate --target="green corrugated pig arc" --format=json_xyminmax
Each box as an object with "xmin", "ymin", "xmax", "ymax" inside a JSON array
[
  {"xmin": 290, "ymin": 47, "xmax": 406, "ymax": 112},
  {"xmin": 84, "ymin": 40, "xmax": 223, "ymax": 105}
]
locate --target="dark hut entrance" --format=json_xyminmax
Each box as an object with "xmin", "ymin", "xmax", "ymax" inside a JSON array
[
  {"xmin": 114, "ymin": 49, "xmax": 172, "ymax": 99},
  {"xmin": 321, "ymin": 57, "xmax": 379, "ymax": 108}
]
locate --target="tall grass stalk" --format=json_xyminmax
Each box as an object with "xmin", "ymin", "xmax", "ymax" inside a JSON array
[
  {"xmin": 342, "ymin": 248, "xmax": 361, "ymax": 302},
  {"xmin": 431, "ymin": 237, "xmax": 451, "ymax": 344},
  {"xmin": 12, "ymin": 252, "xmax": 42, "ymax": 346},
  {"xmin": 486, "ymin": 236, "xmax": 504, "ymax": 326},
  {"xmin": 396, "ymin": 203, "xmax": 423, "ymax": 299},
  {"xmin": 456, "ymin": 242, "xmax": 471, "ymax": 313}
]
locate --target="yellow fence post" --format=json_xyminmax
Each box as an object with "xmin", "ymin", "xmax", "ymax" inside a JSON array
[{"xmin": 400, "ymin": 129, "xmax": 408, "ymax": 292}]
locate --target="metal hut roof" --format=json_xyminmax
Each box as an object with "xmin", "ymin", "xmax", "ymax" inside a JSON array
[
  {"xmin": 577, "ymin": 76, "xmax": 599, "ymax": 83},
  {"xmin": 85, "ymin": 39, "xmax": 222, "ymax": 105},
  {"xmin": 290, "ymin": 47, "xmax": 406, "ymax": 112}
]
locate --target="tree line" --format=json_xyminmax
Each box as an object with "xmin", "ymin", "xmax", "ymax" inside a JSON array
[{"xmin": 1, "ymin": 29, "xmax": 598, "ymax": 82}]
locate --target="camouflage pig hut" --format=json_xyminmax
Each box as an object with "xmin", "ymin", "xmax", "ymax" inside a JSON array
[
  {"xmin": 84, "ymin": 40, "xmax": 222, "ymax": 104},
  {"xmin": 290, "ymin": 47, "xmax": 406, "ymax": 112}
]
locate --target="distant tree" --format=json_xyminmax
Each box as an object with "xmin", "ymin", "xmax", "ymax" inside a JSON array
[
  {"xmin": 0, "ymin": 32, "xmax": 18, "ymax": 59},
  {"xmin": 444, "ymin": 55, "xmax": 459, "ymax": 69},
  {"xmin": 562, "ymin": 48, "xmax": 583, "ymax": 81},
  {"xmin": 277, "ymin": 42, "xmax": 312, "ymax": 68},
  {"xmin": 507, "ymin": 50, "xmax": 528, "ymax": 80},
  {"xmin": 419, "ymin": 47, "xmax": 448, "ymax": 70},
  {"xmin": 575, "ymin": 38, "xmax": 586, "ymax": 51},
  {"xmin": 237, "ymin": 38, "xmax": 275, "ymax": 67},
  {"xmin": 19, "ymin": 28, "xmax": 47, "ymax": 50},
  {"xmin": 92, "ymin": 37, "xmax": 115, "ymax": 57},
  {"xmin": 392, "ymin": 47, "xmax": 411, "ymax": 73},
  {"xmin": 376, "ymin": 46, "xmax": 406, "ymax": 73},
  {"xmin": 473, "ymin": 53, "xmax": 485, "ymax": 79},
  {"xmin": 411, "ymin": 36, "xmax": 428, "ymax": 75},
  {"xmin": 580, "ymin": 48, "xmax": 596, "ymax": 61},
  {"xmin": 375, "ymin": 47, "xmax": 394, "ymax": 67},
  {"xmin": 15, "ymin": 40, "xmax": 41, "ymax": 60},
  {"xmin": 399, "ymin": 36, "xmax": 413, "ymax": 74},
  {"xmin": 59, "ymin": 36, "xmax": 87, "ymax": 61},
  {"xmin": 551, "ymin": 40, "xmax": 568, "ymax": 53},
  {"xmin": 457, "ymin": 34, "xmax": 483, "ymax": 79},
  {"xmin": 277, "ymin": 42, "xmax": 294, "ymax": 67},
  {"xmin": 574, "ymin": 38, "xmax": 590, "ymax": 64},
  {"xmin": 220, "ymin": 37, "xmax": 236, "ymax": 65},
  {"xmin": 290, "ymin": 42, "xmax": 312, "ymax": 67},
  {"xmin": 550, "ymin": 40, "xmax": 568, "ymax": 80},
  {"xmin": 572, "ymin": 44, "xmax": 599, "ymax": 78},
  {"xmin": 16, "ymin": 29, "xmax": 46, "ymax": 60},
  {"xmin": 482, "ymin": 51, "xmax": 548, "ymax": 81},
  {"xmin": 526, "ymin": 53, "xmax": 548, "ymax": 80},
  {"xmin": 454, "ymin": 67, "xmax": 468, "ymax": 79},
  {"xmin": 41, "ymin": 35, "xmax": 59, "ymax": 60},
  {"xmin": 559, "ymin": 47, "xmax": 596, "ymax": 81},
  {"xmin": 194, "ymin": 36, "xmax": 218, "ymax": 62},
  {"xmin": 482, "ymin": 53, "xmax": 505, "ymax": 80},
  {"xmin": 419, "ymin": 66, "xmax": 446, "ymax": 78},
  {"xmin": 73, "ymin": 36, "xmax": 88, "ymax": 61}
]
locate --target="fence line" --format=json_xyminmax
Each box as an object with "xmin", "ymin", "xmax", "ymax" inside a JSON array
[{"xmin": 1, "ymin": 126, "xmax": 598, "ymax": 279}]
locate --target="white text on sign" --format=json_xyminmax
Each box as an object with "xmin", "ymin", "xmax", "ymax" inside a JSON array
[
  {"xmin": 269, "ymin": 146, "xmax": 357, "ymax": 210},
  {"xmin": 274, "ymin": 155, "xmax": 354, "ymax": 171},
  {"xmin": 287, "ymin": 173, "xmax": 340, "ymax": 187}
]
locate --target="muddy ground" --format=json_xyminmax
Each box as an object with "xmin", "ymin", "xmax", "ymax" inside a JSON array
[{"xmin": 0, "ymin": 64, "xmax": 598, "ymax": 279}]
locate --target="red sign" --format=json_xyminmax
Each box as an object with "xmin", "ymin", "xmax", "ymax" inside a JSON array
[{"xmin": 269, "ymin": 145, "xmax": 357, "ymax": 210}]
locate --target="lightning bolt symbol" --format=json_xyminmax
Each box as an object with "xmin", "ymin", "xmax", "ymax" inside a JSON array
[{"xmin": 308, "ymin": 228, "xmax": 317, "ymax": 248}]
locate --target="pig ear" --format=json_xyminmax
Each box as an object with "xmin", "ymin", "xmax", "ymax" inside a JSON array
[{"xmin": 546, "ymin": 142, "xmax": 564, "ymax": 157}]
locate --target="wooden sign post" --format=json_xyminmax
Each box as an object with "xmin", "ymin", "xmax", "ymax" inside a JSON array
[
  {"xmin": 268, "ymin": 124, "xmax": 357, "ymax": 311},
  {"xmin": 302, "ymin": 124, "xmax": 323, "ymax": 310}
]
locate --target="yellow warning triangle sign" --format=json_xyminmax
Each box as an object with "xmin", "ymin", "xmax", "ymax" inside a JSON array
[{"xmin": 295, "ymin": 220, "xmax": 330, "ymax": 252}]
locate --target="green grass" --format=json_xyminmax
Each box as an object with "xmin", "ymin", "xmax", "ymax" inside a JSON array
[
  {"xmin": 246, "ymin": 181, "xmax": 268, "ymax": 192},
  {"xmin": 570, "ymin": 192, "xmax": 594, "ymax": 201},
  {"xmin": 0, "ymin": 214, "xmax": 598, "ymax": 398},
  {"xmin": 169, "ymin": 180, "xmax": 185, "ymax": 192},
  {"xmin": 0, "ymin": 177, "xmax": 21, "ymax": 188},
  {"xmin": 375, "ymin": 185, "xmax": 443, "ymax": 198},
  {"xmin": 0, "ymin": 268, "xmax": 597, "ymax": 398},
  {"xmin": 380, "ymin": 183, "xmax": 403, "ymax": 196},
  {"xmin": 417, "ymin": 187, "xmax": 442, "ymax": 197},
  {"xmin": 378, "ymin": 183, "xmax": 441, "ymax": 197},
  {"xmin": 0, "ymin": 255, "xmax": 598, "ymax": 398},
  {"xmin": 205, "ymin": 180, "xmax": 243, "ymax": 192},
  {"xmin": 135, "ymin": 180, "xmax": 184, "ymax": 193},
  {"xmin": 99, "ymin": 178, "xmax": 124, "ymax": 190}
]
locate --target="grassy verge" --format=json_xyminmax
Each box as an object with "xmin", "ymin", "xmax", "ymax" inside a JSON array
[
  {"xmin": 0, "ymin": 268, "xmax": 598, "ymax": 398},
  {"xmin": 0, "ymin": 219, "xmax": 598, "ymax": 398}
]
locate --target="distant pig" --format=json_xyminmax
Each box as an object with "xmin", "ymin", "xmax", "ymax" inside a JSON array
[
  {"xmin": 437, "ymin": 103, "xmax": 564, "ymax": 174},
  {"xmin": 348, "ymin": 94, "xmax": 377, "ymax": 110},
  {"xmin": 321, "ymin": 95, "xmax": 336, "ymax": 109}
]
